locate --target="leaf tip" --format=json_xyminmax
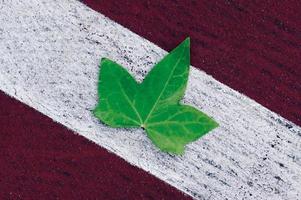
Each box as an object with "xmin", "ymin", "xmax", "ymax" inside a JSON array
[
  {"xmin": 100, "ymin": 57, "xmax": 108, "ymax": 63},
  {"xmin": 183, "ymin": 37, "xmax": 190, "ymax": 47},
  {"xmin": 212, "ymin": 119, "xmax": 219, "ymax": 128},
  {"xmin": 185, "ymin": 36, "xmax": 190, "ymax": 42}
]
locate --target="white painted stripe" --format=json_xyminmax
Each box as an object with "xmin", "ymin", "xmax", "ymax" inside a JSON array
[{"xmin": 1, "ymin": 0, "xmax": 300, "ymax": 199}]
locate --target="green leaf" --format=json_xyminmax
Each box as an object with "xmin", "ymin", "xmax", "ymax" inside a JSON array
[
  {"xmin": 136, "ymin": 38, "xmax": 190, "ymax": 122},
  {"xmin": 93, "ymin": 38, "xmax": 219, "ymax": 154},
  {"xmin": 146, "ymin": 105, "xmax": 218, "ymax": 154},
  {"xmin": 93, "ymin": 58, "xmax": 142, "ymax": 127}
]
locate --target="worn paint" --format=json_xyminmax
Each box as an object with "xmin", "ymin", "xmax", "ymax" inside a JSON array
[{"xmin": 0, "ymin": 0, "xmax": 300, "ymax": 199}]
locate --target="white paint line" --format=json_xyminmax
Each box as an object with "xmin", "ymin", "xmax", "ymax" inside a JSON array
[{"xmin": 0, "ymin": 0, "xmax": 301, "ymax": 199}]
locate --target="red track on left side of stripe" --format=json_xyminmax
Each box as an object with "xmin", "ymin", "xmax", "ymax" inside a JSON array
[{"xmin": 0, "ymin": 91, "xmax": 191, "ymax": 200}]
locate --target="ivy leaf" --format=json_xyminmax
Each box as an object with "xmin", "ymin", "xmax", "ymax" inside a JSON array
[
  {"xmin": 146, "ymin": 105, "xmax": 218, "ymax": 154},
  {"xmin": 136, "ymin": 38, "xmax": 190, "ymax": 122},
  {"xmin": 93, "ymin": 58, "xmax": 142, "ymax": 127},
  {"xmin": 93, "ymin": 38, "xmax": 218, "ymax": 155}
]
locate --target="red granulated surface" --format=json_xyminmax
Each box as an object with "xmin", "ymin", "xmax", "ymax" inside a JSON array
[
  {"xmin": 2, "ymin": 1, "xmax": 301, "ymax": 199},
  {"xmin": 83, "ymin": 0, "xmax": 301, "ymax": 126},
  {"xmin": 0, "ymin": 91, "xmax": 190, "ymax": 200}
]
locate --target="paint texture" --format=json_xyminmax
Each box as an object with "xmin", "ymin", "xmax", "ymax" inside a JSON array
[
  {"xmin": 0, "ymin": 0, "xmax": 301, "ymax": 199},
  {"xmin": 83, "ymin": 0, "xmax": 301, "ymax": 126}
]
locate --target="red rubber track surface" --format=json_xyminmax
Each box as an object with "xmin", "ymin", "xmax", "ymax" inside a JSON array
[
  {"xmin": 0, "ymin": 91, "xmax": 190, "ymax": 200},
  {"xmin": 83, "ymin": 0, "xmax": 301, "ymax": 126},
  {"xmin": 2, "ymin": 1, "xmax": 301, "ymax": 199}
]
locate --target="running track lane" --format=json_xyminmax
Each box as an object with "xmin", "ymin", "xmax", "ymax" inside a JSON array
[
  {"xmin": 0, "ymin": 0, "xmax": 298, "ymax": 199},
  {"xmin": 83, "ymin": 0, "xmax": 301, "ymax": 126},
  {"xmin": 0, "ymin": 91, "xmax": 190, "ymax": 199}
]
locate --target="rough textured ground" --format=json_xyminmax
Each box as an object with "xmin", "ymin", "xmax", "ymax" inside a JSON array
[
  {"xmin": 0, "ymin": 91, "xmax": 190, "ymax": 200},
  {"xmin": 0, "ymin": 0, "xmax": 301, "ymax": 199},
  {"xmin": 83, "ymin": 0, "xmax": 301, "ymax": 126}
]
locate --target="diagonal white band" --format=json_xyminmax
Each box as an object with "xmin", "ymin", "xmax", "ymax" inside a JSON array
[{"xmin": 0, "ymin": 0, "xmax": 300, "ymax": 199}]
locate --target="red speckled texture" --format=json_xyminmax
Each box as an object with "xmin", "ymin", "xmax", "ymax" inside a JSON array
[
  {"xmin": 0, "ymin": 91, "xmax": 190, "ymax": 200},
  {"xmin": 1, "ymin": 1, "xmax": 301, "ymax": 198},
  {"xmin": 83, "ymin": 0, "xmax": 301, "ymax": 126}
]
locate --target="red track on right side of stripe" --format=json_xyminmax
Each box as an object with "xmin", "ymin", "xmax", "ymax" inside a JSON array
[{"xmin": 83, "ymin": 0, "xmax": 301, "ymax": 126}]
